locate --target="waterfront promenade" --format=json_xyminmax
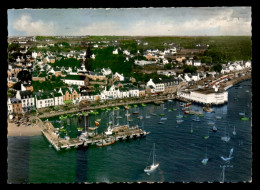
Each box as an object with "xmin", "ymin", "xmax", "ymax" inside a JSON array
[{"xmin": 36, "ymin": 95, "xmax": 176, "ymax": 119}]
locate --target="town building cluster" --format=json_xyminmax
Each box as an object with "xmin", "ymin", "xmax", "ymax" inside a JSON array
[{"xmin": 7, "ymin": 37, "xmax": 252, "ymax": 119}]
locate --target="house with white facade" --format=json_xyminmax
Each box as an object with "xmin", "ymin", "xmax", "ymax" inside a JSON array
[
  {"xmin": 162, "ymin": 58, "xmax": 169, "ymax": 65},
  {"xmin": 123, "ymin": 50, "xmax": 130, "ymax": 56},
  {"xmin": 157, "ymin": 70, "xmax": 176, "ymax": 77},
  {"xmin": 244, "ymin": 61, "xmax": 251, "ymax": 68},
  {"xmin": 184, "ymin": 73, "xmax": 192, "ymax": 82},
  {"xmin": 16, "ymin": 90, "xmax": 35, "ymax": 113},
  {"xmin": 146, "ymin": 79, "xmax": 165, "ymax": 94},
  {"xmin": 101, "ymin": 68, "xmax": 112, "ymax": 76},
  {"xmin": 113, "ymin": 49, "xmax": 118, "ymax": 54},
  {"xmin": 134, "ymin": 60, "xmax": 156, "ymax": 66},
  {"xmin": 34, "ymin": 91, "xmax": 63, "ymax": 109},
  {"xmin": 185, "ymin": 59, "xmax": 193, "ymax": 66},
  {"xmin": 193, "ymin": 60, "xmax": 201, "ymax": 67},
  {"xmin": 7, "ymin": 98, "xmax": 13, "ymax": 116},
  {"xmin": 191, "ymin": 73, "xmax": 201, "ymax": 82},
  {"xmin": 32, "ymin": 51, "xmax": 38, "ymax": 59},
  {"xmin": 62, "ymin": 75, "xmax": 86, "ymax": 86},
  {"xmin": 114, "ymin": 72, "xmax": 124, "ymax": 81}
]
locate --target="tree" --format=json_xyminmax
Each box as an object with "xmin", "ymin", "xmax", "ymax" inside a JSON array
[
  {"xmin": 17, "ymin": 70, "xmax": 32, "ymax": 82},
  {"xmin": 164, "ymin": 63, "xmax": 172, "ymax": 70},
  {"xmin": 13, "ymin": 82, "xmax": 21, "ymax": 90},
  {"xmin": 211, "ymin": 64, "xmax": 222, "ymax": 73},
  {"xmin": 183, "ymin": 65, "xmax": 197, "ymax": 74},
  {"xmin": 85, "ymin": 44, "xmax": 92, "ymax": 71}
]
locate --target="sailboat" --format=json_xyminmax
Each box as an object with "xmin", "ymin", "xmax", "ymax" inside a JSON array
[
  {"xmin": 221, "ymin": 122, "xmax": 230, "ymax": 142},
  {"xmin": 232, "ymin": 126, "xmax": 236, "ymax": 135},
  {"xmin": 201, "ymin": 145, "xmax": 208, "ymax": 165},
  {"xmin": 176, "ymin": 119, "xmax": 183, "ymax": 124},
  {"xmin": 105, "ymin": 112, "xmax": 114, "ymax": 135},
  {"xmin": 144, "ymin": 143, "xmax": 159, "ymax": 174},
  {"xmin": 212, "ymin": 125, "xmax": 217, "ymax": 132},
  {"xmin": 220, "ymin": 148, "xmax": 234, "ymax": 163}
]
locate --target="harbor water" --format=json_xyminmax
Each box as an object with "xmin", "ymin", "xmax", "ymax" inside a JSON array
[{"xmin": 7, "ymin": 79, "xmax": 252, "ymax": 183}]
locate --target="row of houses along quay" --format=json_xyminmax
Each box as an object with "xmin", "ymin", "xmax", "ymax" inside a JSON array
[{"xmin": 34, "ymin": 69, "xmax": 251, "ymax": 119}]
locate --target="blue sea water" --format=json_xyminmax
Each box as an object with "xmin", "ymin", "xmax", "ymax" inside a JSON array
[{"xmin": 7, "ymin": 80, "xmax": 252, "ymax": 183}]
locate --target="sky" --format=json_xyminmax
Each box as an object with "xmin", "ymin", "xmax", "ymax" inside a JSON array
[{"xmin": 7, "ymin": 7, "xmax": 252, "ymax": 36}]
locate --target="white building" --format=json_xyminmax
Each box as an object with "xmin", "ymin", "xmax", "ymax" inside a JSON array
[
  {"xmin": 157, "ymin": 70, "xmax": 176, "ymax": 77},
  {"xmin": 123, "ymin": 50, "xmax": 130, "ymax": 56},
  {"xmin": 146, "ymin": 79, "xmax": 165, "ymax": 94},
  {"xmin": 101, "ymin": 68, "xmax": 112, "ymax": 76},
  {"xmin": 16, "ymin": 90, "xmax": 35, "ymax": 113},
  {"xmin": 134, "ymin": 60, "xmax": 156, "ymax": 66},
  {"xmin": 184, "ymin": 73, "xmax": 192, "ymax": 82},
  {"xmin": 162, "ymin": 58, "xmax": 169, "ymax": 65},
  {"xmin": 244, "ymin": 61, "xmax": 251, "ymax": 68},
  {"xmin": 32, "ymin": 51, "xmax": 38, "ymax": 59},
  {"xmin": 34, "ymin": 91, "xmax": 63, "ymax": 109},
  {"xmin": 91, "ymin": 54, "xmax": 96, "ymax": 59},
  {"xmin": 113, "ymin": 49, "xmax": 118, "ymax": 54},
  {"xmin": 191, "ymin": 73, "xmax": 200, "ymax": 82},
  {"xmin": 185, "ymin": 59, "xmax": 193, "ymax": 66},
  {"xmin": 193, "ymin": 60, "xmax": 201, "ymax": 67},
  {"xmin": 7, "ymin": 98, "xmax": 13, "ymax": 115},
  {"xmin": 177, "ymin": 88, "xmax": 228, "ymax": 105},
  {"xmin": 114, "ymin": 72, "xmax": 124, "ymax": 81}
]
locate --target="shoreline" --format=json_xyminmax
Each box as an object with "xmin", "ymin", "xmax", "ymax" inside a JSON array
[{"xmin": 7, "ymin": 121, "xmax": 42, "ymax": 137}]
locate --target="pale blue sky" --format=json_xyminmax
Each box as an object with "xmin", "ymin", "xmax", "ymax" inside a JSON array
[{"xmin": 8, "ymin": 7, "xmax": 252, "ymax": 36}]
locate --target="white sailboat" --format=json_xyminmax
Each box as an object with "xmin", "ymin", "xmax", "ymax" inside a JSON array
[
  {"xmin": 105, "ymin": 111, "xmax": 114, "ymax": 135},
  {"xmin": 220, "ymin": 148, "xmax": 234, "ymax": 163},
  {"xmin": 144, "ymin": 143, "xmax": 159, "ymax": 175},
  {"xmin": 232, "ymin": 126, "xmax": 236, "ymax": 135},
  {"xmin": 201, "ymin": 145, "xmax": 208, "ymax": 165},
  {"xmin": 221, "ymin": 122, "xmax": 230, "ymax": 142},
  {"xmin": 212, "ymin": 125, "xmax": 217, "ymax": 132}
]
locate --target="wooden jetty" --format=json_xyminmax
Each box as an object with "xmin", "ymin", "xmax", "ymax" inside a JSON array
[
  {"xmin": 39, "ymin": 119, "xmax": 149, "ymax": 151},
  {"xmin": 79, "ymin": 125, "xmax": 150, "ymax": 147}
]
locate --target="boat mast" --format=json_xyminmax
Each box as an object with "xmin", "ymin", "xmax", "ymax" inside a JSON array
[
  {"xmin": 152, "ymin": 143, "xmax": 155, "ymax": 166},
  {"xmin": 112, "ymin": 110, "xmax": 114, "ymax": 129},
  {"xmin": 222, "ymin": 166, "xmax": 225, "ymax": 182}
]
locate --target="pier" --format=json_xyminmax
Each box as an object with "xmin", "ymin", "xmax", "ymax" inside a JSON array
[{"xmin": 37, "ymin": 117, "xmax": 149, "ymax": 151}]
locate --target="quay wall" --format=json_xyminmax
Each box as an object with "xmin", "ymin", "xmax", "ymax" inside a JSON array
[{"xmin": 37, "ymin": 95, "xmax": 176, "ymax": 119}]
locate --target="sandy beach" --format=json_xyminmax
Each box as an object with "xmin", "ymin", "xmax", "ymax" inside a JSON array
[{"xmin": 7, "ymin": 121, "xmax": 42, "ymax": 137}]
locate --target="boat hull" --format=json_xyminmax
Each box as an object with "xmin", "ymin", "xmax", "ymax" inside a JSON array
[{"xmin": 144, "ymin": 163, "xmax": 159, "ymax": 173}]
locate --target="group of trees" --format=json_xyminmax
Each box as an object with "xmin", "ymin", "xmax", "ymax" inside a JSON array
[
  {"xmin": 88, "ymin": 46, "xmax": 133, "ymax": 76},
  {"xmin": 32, "ymin": 75, "xmax": 67, "ymax": 91},
  {"xmin": 182, "ymin": 65, "xmax": 198, "ymax": 74},
  {"xmin": 52, "ymin": 57, "xmax": 81, "ymax": 68}
]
